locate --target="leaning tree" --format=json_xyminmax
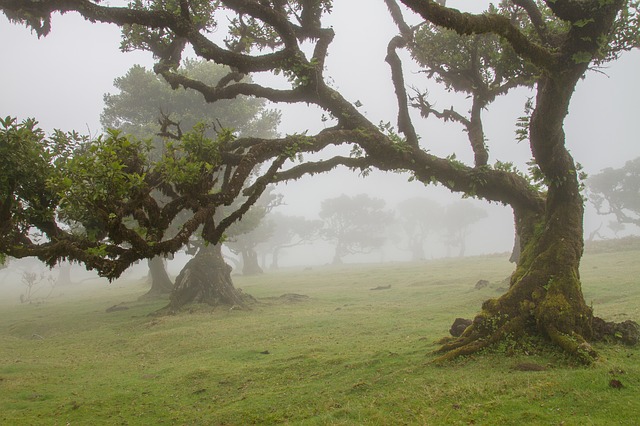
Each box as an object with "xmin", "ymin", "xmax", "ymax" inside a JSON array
[{"xmin": 1, "ymin": 0, "xmax": 639, "ymax": 362}]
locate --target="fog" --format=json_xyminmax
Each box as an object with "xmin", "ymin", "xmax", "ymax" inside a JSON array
[{"xmin": 1, "ymin": 0, "xmax": 639, "ymax": 284}]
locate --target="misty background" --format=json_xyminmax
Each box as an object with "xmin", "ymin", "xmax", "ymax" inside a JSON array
[{"xmin": 1, "ymin": 0, "xmax": 639, "ymax": 296}]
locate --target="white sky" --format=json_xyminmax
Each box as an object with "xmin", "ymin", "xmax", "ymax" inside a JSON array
[{"xmin": 1, "ymin": 0, "xmax": 639, "ymax": 263}]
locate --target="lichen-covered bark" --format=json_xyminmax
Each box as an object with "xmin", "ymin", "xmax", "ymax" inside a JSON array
[
  {"xmin": 436, "ymin": 70, "xmax": 598, "ymax": 363},
  {"xmin": 168, "ymin": 244, "xmax": 252, "ymax": 311}
]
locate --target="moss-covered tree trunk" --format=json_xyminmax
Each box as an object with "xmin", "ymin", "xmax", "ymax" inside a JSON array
[
  {"xmin": 437, "ymin": 71, "xmax": 598, "ymax": 363},
  {"xmin": 139, "ymin": 255, "xmax": 174, "ymax": 300},
  {"xmin": 168, "ymin": 244, "xmax": 251, "ymax": 311}
]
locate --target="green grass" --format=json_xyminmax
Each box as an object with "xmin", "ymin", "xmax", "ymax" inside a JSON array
[{"xmin": 1, "ymin": 249, "xmax": 639, "ymax": 425}]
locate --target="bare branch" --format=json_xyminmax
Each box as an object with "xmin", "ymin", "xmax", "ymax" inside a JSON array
[
  {"xmin": 386, "ymin": 36, "xmax": 420, "ymax": 147},
  {"xmin": 512, "ymin": 0, "xmax": 551, "ymax": 44}
]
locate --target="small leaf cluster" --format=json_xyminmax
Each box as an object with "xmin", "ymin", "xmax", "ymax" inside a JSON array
[
  {"xmin": 50, "ymin": 129, "xmax": 152, "ymax": 240},
  {"xmin": 156, "ymin": 122, "xmax": 227, "ymax": 193}
]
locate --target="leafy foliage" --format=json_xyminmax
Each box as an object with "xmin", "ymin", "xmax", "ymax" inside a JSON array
[
  {"xmin": 0, "ymin": 117, "xmax": 288, "ymax": 279},
  {"xmin": 102, "ymin": 60, "xmax": 280, "ymax": 146}
]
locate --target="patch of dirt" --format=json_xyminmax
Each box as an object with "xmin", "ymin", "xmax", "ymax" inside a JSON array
[
  {"xmin": 277, "ymin": 293, "xmax": 310, "ymax": 303},
  {"xmin": 609, "ymin": 379, "xmax": 624, "ymax": 389},
  {"xmin": 105, "ymin": 303, "xmax": 129, "ymax": 313},
  {"xmin": 511, "ymin": 362, "xmax": 548, "ymax": 372},
  {"xmin": 370, "ymin": 285, "xmax": 391, "ymax": 290},
  {"xmin": 474, "ymin": 279, "xmax": 490, "ymax": 290}
]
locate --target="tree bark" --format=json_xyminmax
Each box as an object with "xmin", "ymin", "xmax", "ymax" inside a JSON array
[
  {"xmin": 509, "ymin": 232, "xmax": 521, "ymax": 264},
  {"xmin": 139, "ymin": 255, "xmax": 174, "ymax": 300},
  {"xmin": 168, "ymin": 244, "xmax": 252, "ymax": 311},
  {"xmin": 436, "ymin": 72, "xmax": 598, "ymax": 363},
  {"xmin": 241, "ymin": 248, "xmax": 263, "ymax": 275}
]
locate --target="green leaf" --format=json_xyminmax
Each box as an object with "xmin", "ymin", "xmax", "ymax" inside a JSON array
[{"xmin": 572, "ymin": 51, "xmax": 593, "ymax": 64}]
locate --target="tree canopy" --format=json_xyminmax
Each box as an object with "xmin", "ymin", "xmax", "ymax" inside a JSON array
[
  {"xmin": 102, "ymin": 60, "xmax": 280, "ymax": 142},
  {"xmin": 0, "ymin": 116, "xmax": 292, "ymax": 279},
  {"xmin": 2, "ymin": 0, "xmax": 639, "ymax": 362}
]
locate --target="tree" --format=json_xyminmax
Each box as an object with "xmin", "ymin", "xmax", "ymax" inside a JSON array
[
  {"xmin": 395, "ymin": 197, "xmax": 443, "ymax": 261},
  {"xmin": 225, "ymin": 187, "xmax": 282, "ymax": 275},
  {"xmin": 320, "ymin": 194, "xmax": 393, "ymax": 264},
  {"xmin": 258, "ymin": 212, "xmax": 323, "ymax": 269},
  {"xmin": 2, "ymin": 0, "xmax": 639, "ymax": 362},
  {"xmin": 442, "ymin": 200, "xmax": 488, "ymax": 257},
  {"xmin": 0, "ymin": 116, "xmax": 290, "ymax": 310},
  {"xmin": 142, "ymin": 255, "xmax": 174, "ymax": 300},
  {"xmin": 102, "ymin": 60, "xmax": 280, "ymax": 297},
  {"xmin": 588, "ymin": 157, "xmax": 640, "ymax": 231},
  {"xmin": 102, "ymin": 61, "xmax": 280, "ymax": 145}
]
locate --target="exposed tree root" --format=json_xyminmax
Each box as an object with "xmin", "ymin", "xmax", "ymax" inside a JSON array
[
  {"xmin": 158, "ymin": 245, "xmax": 255, "ymax": 313},
  {"xmin": 546, "ymin": 324, "xmax": 597, "ymax": 364},
  {"xmin": 434, "ymin": 315, "xmax": 527, "ymax": 363},
  {"xmin": 433, "ymin": 311, "xmax": 638, "ymax": 365}
]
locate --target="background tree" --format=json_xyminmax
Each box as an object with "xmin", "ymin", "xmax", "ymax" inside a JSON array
[
  {"xmin": 101, "ymin": 60, "xmax": 281, "ymax": 298},
  {"xmin": 442, "ymin": 200, "xmax": 488, "ymax": 257},
  {"xmin": 320, "ymin": 194, "xmax": 393, "ymax": 264},
  {"xmin": 395, "ymin": 197, "xmax": 443, "ymax": 261},
  {"xmin": 101, "ymin": 61, "xmax": 280, "ymax": 146},
  {"xmin": 225, "ymin": 187, "xmax": 282, "ymax": 275},
  {"xmin": 2, "ymin": 0, "xmax": 639, "ymax": 361},
  {"xmin": 257, "ymin": 212, "xmax": 323, "ymax": 269},
  {"xmin": 588, "ymin": 157, "xmax": 640, "ymax": 232}
]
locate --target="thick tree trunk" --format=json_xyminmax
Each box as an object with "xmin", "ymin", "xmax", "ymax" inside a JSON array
[
  {"xmin": 332, "ymin": 240, "xmax": 351, "ymax": 265},
  {"xmin": 168, "ymin": 244, "xmax": 252, "ymax": 311},
  {"xmin": 139, "ymin": 255, "xmax": 173, "ymax": 300},
  {"xmin": 509, "ymin": 232, "xmax": 521, "ymax": 264},
  {"xmin": 436, "ymin": 72, "xmax": 598, "ymax": 363},
  {"xmin": 437, "ymin": 196, "xmax": 597, "ymax": 362},
  {"xmin": 241, "ymin": 248, "xmax": 263, "ymax": 275}
]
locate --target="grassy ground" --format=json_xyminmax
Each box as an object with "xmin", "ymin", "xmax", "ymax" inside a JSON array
[{"xmin": 1, "ymin": 247, "xmax": 639, "ymax": 425}]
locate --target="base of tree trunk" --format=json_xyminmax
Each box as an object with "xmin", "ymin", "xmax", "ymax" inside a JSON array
[
  {"xmin": 138, "ymin": 256, "xmax": 174, "ymax": 301},
  {"xmin": 165, "ymin": 245, "xmax": 255, "ymax": 312},
  {"xmin": 242, "ymin": 250, "xmax": 264, "ymax": 275},
  {"xmin": 438, "ymin": 315, "xmax": 639, "ymax": 361}
]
